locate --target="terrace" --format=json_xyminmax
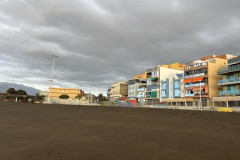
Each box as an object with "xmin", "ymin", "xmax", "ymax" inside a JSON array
[{"xmin": 218, "ymin": 77, "xmax": 240, "ymax": 85}]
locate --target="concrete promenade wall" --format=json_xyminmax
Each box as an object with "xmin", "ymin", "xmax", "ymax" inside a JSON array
[{"xmin": 46, "ymin": 98, "xmax": 99, "ymax": 106}]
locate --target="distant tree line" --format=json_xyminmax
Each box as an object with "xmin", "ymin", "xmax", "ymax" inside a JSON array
[{"xmin": 7, "ymin": 88, "xmax": 27, "ymax": 95}]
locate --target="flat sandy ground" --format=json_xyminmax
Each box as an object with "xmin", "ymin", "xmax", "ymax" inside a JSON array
[{"xmin": 0, "ymin": 103, "xmax": 240, "ymax": 160}]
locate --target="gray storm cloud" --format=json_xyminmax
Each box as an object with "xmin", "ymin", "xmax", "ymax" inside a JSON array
[{"xmin": 0, "ymin": 0, "xmax": 240, "ymax": 95}]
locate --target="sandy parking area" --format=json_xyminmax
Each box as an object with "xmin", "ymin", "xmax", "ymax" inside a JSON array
[{"xmin": 0, "ymin": 102, "xmax": 239, "ymax": 160}]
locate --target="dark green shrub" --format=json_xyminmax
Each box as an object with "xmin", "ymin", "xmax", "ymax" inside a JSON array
[
  {"xmin": 59, "ymin": 94, "xmax": 69, "ymax": 99},
  {"xmin": 7, "ymin": 88, "xmax": 16, "ymax": 94}
]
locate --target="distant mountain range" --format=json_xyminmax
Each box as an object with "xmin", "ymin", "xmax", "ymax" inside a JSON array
[{"xmin": 0, "ymin": 82, "xmax": 40, "ymax": 96}]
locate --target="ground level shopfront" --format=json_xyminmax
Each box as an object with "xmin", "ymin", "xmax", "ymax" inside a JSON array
[
  {"xmin": 162, "ymin": 98, "xmax": 210, "ymax": 107},
  {"xmin": 212, "ymin": 96, "xmax": 240, "ymax": 107}
]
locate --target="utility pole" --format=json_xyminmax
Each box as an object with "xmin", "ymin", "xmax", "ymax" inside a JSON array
[
  {"xmin": 9, "ymin": 79, "xmax": 14, "ymax": 89},
  {"xmin": 48, "ymin": 55, "xmax": 58, "ymax": 102},
  {"xmin": 200, "ymin": 80, "xmax": 202, "ymax": 110}
]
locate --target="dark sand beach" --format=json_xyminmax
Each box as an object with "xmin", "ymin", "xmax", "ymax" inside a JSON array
[{"xmin": 0, "ymin": 102, "xmax": 239, "ymax": 160}]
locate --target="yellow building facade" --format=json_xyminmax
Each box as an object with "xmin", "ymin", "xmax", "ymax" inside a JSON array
[
  {"xmin": 110, "ymin": 81, "xmax": 128, "ymax": 100},
  {"xmin": 161, "ymin": 62, "xmax": 185, "ymax": 71},
  {"xmin": 49, "ymin": 88, "xmax": 84, "ymax": 99}
]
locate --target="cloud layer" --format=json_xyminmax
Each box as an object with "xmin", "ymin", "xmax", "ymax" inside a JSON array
[{"xmin": 0, "ymin": 0, "xmax": 240, "ymax": 95}]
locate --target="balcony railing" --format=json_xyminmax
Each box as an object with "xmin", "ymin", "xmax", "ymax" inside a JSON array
[
  {"xmin": 184, "ymin": 63, "xmax": 208, "ymax": 70},
  {"xmin": 137, "ymin": 88, "xmax": 145, "ymax": 92},
  {"xmin": 185, "ymin": 94, "xmax": 194, "ymax": 96},
  {"xmin": 218, "ymin": 78, "xmax": 240, "ymax": 84},
  {"xmin": 218, "ymin": 66, "xmax": 240, "ymax": 74},
  {"xmin": 185, "ymin": 84, "xmax": 194, "ymax": 87},
  {"xmin": 194, "ymin": 83, "xmax": 205, "ymax": 86},
  {"xmin": 137, "ymin": 95, "xmax": 145, "ymax": 98},
  {"xmin": 185, "ymin": 83, "xmax": 205, "ymax": 87},
  {"xmin": 151, "ymin": 81, "xmax": 160, "ymax": 84},
  {"xmin": 219, "ymin": 90, "xmax": 240, "ymax": 95},
  {"xmin": 184, "ymin": 73, "xmax": 205, "ymax": 79}
]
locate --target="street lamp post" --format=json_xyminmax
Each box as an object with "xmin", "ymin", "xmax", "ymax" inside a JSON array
[{"xmin": 48, "ymin": 55, "xmax": 58, "ymax": 102}]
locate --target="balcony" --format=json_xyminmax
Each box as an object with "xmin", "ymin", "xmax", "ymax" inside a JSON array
[
  {"xmin": 184, "ymin": 73, "xmax": 206, "ymax": 79},
  {"xmin": 194, "ymin": 83, "xmax": 205, "ymax": 86},
  {"xmin": 185, "ymin": 83, "xmax": 205, "ymax": 88},
  {"xmin": 137, "ymin": 88, "xmax": 145, "ymax": 92},
  {"xmin": 184, "ymin": 75, "xmax": 194, "ymax": 79},
  {"xmin": 218, "ymin": 66, "xmax": 240, "ymax": 75},
  {"xmin": 185, "ymin": 84, "xmax": 194, "ymax": 87},
  {"xmin": 184, "ymin": 63, "xmax": 208, "ymax": 71},
  {"xmin": 218, "ymin": 78, "xmax": 240, "ymax": 85},
  {"xmin": 194, "ymin": 73, "xmax": 205, "ymax": 77},
  {"xmin": 137, "ymin": 95, "xmax": 145, "ymax": 98},
  {"xmin": 219, "ymin": 90, "xmax": 240, "ymax": 96}
]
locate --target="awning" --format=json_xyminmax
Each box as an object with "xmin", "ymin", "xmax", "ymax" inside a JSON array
[
  {"xmin": 183, "ymin": 79, "xmax": 193, "ymax": 83},
  {"xmin": 205, "ymin": 86, "xmax": 209, "ymax": 93},
  {"xmin": 177, "ymin": 74, "xmax": 183, "ymax": 77},
  {"xmin": 192, "ymin": 77, "xmax": 204, "ymax": 82},
  {"xmin": 193, "ymin": 87, "xmax": 204, "ymax": 91},
  {"xmin": 151, "ymin": 78, "xmax": 158, "ymax": 81}
]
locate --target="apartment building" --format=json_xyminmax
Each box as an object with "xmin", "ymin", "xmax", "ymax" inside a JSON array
[
  {"xmin": 110, "ymin": 81, "xmax": 128, "ymax": 101},
  {"xmin": 145, "ymin": 65, "xmax": 184, "ymax": 105},
  {"xmin": 49, "ymin": 88, "xmax": 84, "ymax": 99},
  {"xmin": 136, "ymin": 81, "xmax": 147, "ymax": 104},
  {"xmin": 128, "ymin": 79, "xmax": 142, "ymax": 100},
  {"xmin": 183, "ymin": 54, "xmax": 234, "ymax": 106},
  {"xmin": 160, "ymin": 73, "xmax": 191, "ymax": 106},
  {"xmin": 212, "ymin": 56, "xmax": 240, "ymax": 107}
]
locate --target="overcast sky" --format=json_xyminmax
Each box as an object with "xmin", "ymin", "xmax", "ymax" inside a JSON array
[{"xmin": 0, "ymin": 0, "xmax": 240, "ymax": 95}]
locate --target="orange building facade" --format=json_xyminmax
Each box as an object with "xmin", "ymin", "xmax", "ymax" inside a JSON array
[{"xmin": 134, "ymin": 73, "xmax": 146, "ymax": 79}]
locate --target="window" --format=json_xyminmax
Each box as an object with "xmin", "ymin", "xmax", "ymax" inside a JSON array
[
  {"xmin": 170, "ymin": 82, "xmax": 173, "ymax": 98},
  {"xmin": 162, "ymin": 83, "xmax": 166, "ymax": 89},
  {"xmin": 152, "ymin": 85, "xmax": 157, "ymax": 90},
  {"xmin": 129, "ymin": 92, "xmax": 131, "ymax": 95},
  {"xmin": 132, "ymin": 86, "xmax": 134, "ymax": 89},
  {"xmin": 132, "ymin": 92, "xmax": 134, "ymax": 95},
  {"xmin": 129, "ymin": 86, "xmax": 131, "ymax": 89},
  {"xmin": 147, "ymin": 86, "xmax": 151, "ymax": 91},
  {"xmin": 175, "ymin": 81, "xmax": 179, "ymax": 88},
  {"xmin": 147, "ymin": 79, "xmax": 151, "ymax": 84},
  {"xmin": 162, "ymin": 90, "xmax": 166, "ymax": 97},
  {"xmin": 175, "ymin": 90, "xmax": 180, "ymax": 96}
]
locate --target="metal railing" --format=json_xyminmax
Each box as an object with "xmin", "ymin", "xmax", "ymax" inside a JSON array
[
  {"xmin": 218, "ymin": 78, "xmax": 240, "ymax": 84},
  {"xmin": 219, "ymin": 90, "xmax": 240, "ymax": 95},
  {"xmin": 184, "ymin": 73, "xmax": 205, "ymax": 79},
  {"xmin": 185, "ymin": 83, "xmax": 205, "ymax": 87},
  {"xmin": 137, "ymin": 95, "xmax": 145, "ymax": 98},
  {"xmin": 137, "ymin": 88, "xmax": 145, "ymax": 92},
  {"xmin": 194, "ymin": 83, "xmax": 205, "ymax": 86},
  {"xmin": 185, "ymin": 84, "xmax": 194, "ymax": 87},
  {"xmin": 218, "ymin": 66, "xmax": 240, "ymax": 74},
  {"xmin": 184, "ymin": 63, "xmax": 208, "ymax": 70}
]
